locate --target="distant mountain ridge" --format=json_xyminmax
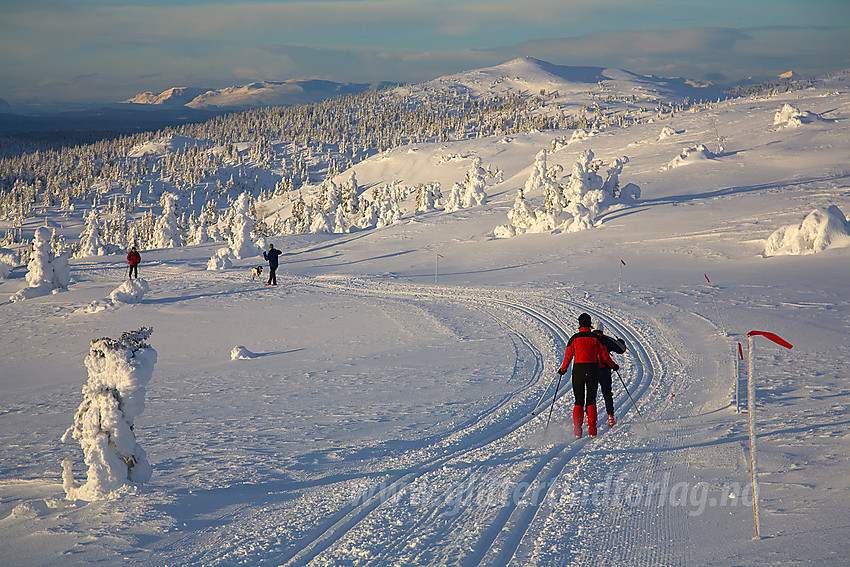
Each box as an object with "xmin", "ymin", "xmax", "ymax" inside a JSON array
[
  {"xmin": 123, "ymin": 57, "xmax": 726, "ymax": 112},
  {"xmin": 123, "ymin": 79, "xmax": 396, "ymax": 110}
]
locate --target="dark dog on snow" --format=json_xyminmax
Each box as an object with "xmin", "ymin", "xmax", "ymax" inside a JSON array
[{"xmin": 250, "ymin": 265, "xmax": 264, "ymax": 280}]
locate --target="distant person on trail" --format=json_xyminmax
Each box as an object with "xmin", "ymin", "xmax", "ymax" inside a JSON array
[
  {"xmin": 558, "ymin": 313, "xmax": 618, "ymax": 438},
  {"xmin": 592, "ymin": 321, "xmax": 627, "ymax": 427},
  {"xmin": 127, "ymin": 246, "xmax": 141, "ymax": 279},
  {"xmin": 263, "ymin": 243, "xmax": 282, "ymax": 286}
]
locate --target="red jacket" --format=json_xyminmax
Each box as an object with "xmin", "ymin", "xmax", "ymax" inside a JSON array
[
  {"xmin": 127, "ymin": 250, "xmax": 141, "ymax": 266},
  {"xmin": 559, "ymin": 327, "xmax": 616, "ymax": 373}
]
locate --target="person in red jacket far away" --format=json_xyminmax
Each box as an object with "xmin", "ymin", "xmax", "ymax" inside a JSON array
[
  {"xmin": 127, "ymin": 246, "xmax": 141, "ymax": 279},
  {"xmin": 558, "ymin": 313, "xmax": 618, "ymax": 438}
]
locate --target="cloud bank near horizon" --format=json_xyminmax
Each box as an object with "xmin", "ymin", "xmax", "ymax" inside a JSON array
[{"xmin": 0, "ymin": 0, "xmax": 847, "ymax": 104}]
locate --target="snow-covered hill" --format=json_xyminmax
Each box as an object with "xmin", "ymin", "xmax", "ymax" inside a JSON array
[
  {"xmin": 424, "ymin": 57, "xmax": 725, "ymax": 103},
  {"xmin": 1, "ymin": 62, "xmax": 849, "ymax": 566}
]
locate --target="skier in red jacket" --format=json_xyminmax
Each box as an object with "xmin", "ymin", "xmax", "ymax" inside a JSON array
[
  {"xmin": 558, "ymin": 313, "xmax": 618, "ymax": 438},
  {"xmin": 127, "ymin": 246, "xmax": 141, "ymax": 279}
]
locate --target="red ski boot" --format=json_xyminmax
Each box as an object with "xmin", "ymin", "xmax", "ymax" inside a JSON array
[
  {"xmin": 572, "ymin": 405, "xmax": 584, "ymax": 439},
  {"xmin": 607, "ymin": 414, "xmax": 616, "ymax": 427},
  {"xmin": 586, "ymin": 405, "xmax": 598, "ymax": 437}
]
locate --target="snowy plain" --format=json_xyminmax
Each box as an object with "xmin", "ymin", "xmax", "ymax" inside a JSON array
[{"xmin": 1, "ymin": 62, "xmax": 850, "ymax": 566}]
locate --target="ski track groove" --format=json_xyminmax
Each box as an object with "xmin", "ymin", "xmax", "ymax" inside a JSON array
[{"xmin": 269, "ymin": 277, "xmax": 664, "ymax": 567}]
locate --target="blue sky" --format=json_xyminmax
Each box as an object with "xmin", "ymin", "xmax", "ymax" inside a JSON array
[{"xmin": 1, "ymin": 0, "xmax": 848, "ymax": 104}]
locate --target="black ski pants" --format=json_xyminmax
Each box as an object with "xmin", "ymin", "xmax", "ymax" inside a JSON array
[
  {"xmin": 572, "ymin": 362, "xmax": 598, "ymax": 408},
  {"xmin": 128, "ymin": 264, "xmax": 138, "ymax": 279},
  {"xmin": 598, "ymin": 369, "xmax": 614, "ymax": 416},
  {"xmin": 267, "ymin": 266, "xmax": 277, "ymax": 285}
]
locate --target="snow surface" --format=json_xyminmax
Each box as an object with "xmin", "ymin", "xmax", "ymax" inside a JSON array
[{"xmin": 2, "ymin": 67, "xmax": 850, "ymax": 566}]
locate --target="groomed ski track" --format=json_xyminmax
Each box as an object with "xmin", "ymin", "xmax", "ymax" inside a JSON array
[{"xmin": 262, "ymin": 275, "xmax": 674, "ymax": 567}]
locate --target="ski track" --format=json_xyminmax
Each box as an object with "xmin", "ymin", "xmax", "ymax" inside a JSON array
[
  {"xmin": 54, "ymin": 264, "xmax": 673, "ymax": 566},
  {"xmin": 256, "ymin": 276, "xmax": 670, "ymax": 567},
  {"xmin": 17, "ymin": 264, "xmax": 675, "ymax": 567}
]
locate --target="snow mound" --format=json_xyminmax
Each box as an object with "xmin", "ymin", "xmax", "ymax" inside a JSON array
[
  {"xmin": 231, "ymin": 346, "xmax": 257, "ymax": 360},
  {"xmin": 773, "ymin": 103, "xmax": 827, "ymax": 128},
  {"xmin": 764, "ymin": 205, "xmax": 850, "ymax": 256},
  {"xmin": 663, "ymin": 144, "xmax": 713, "ymax": 170},
  {"xmin": 84, "ymin": 279, "xmax": 149, "ymax": 313}
]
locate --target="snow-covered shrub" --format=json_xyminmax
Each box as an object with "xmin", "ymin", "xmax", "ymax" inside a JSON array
[
  {"xmin": 764, "ymin": 205, "xmax": 850, "ymax": 256},
  {"xmin": 109, "ymin": 278, "xmax": 150, "ymax": 304},
  {"xmin": 207, "ymin": 247, "xmax": 234, "ymax": 270},
  {"xmin": 773, "ymin": 103, "xmax": 825, "ymax": 128},
  {"xmin": 496, "ymin": 149, "xmax": 639, "ymax": 238},
  {"xmin": 620, "ymin": 182, "xmax": 641, "ymax": 201},
  {"xmin": 663, "ymin": 144, "xmax": 713, "ymax": 170},
  {"xmin": 10, "ymin": 226, "xmax": 71, "ymax": 301},
  {"xmin": 231, "ymin": 346, "xmax": 256, "ymax": 360},
  {"xmin": 61, "ymin": 328, "xmax": 156, "ymax": 501},
  {"xmin": 551, "ymin": 129, "xmax": 594, "ymax": 151},
  {"xmin": 658, "ymin": 126, "xmax": 678, "ymax": 140},
  {"xmin": 0, "ymin": 258, "xmax": 13, "ymax": 280},
  {"xmin": 84, "ymin": 279, "xmax": 150, "ymax": 313}
]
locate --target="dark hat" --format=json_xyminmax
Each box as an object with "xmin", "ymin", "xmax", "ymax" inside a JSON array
[{"xmin": 578, "ymin": 313, "xmax": 592, "ymax": 328}]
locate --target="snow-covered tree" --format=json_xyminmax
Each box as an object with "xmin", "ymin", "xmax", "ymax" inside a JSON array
[
  {"xmin": 61, "ymin": 328, "xmax": 156, "ymax": 501},
  {"xmin": 415, "ymin": 182, "xmax": 442, "ymax": 212},
  {"xmin": 77, "ymin": 209, "xmax": 105, "ymax": 258},
  {"xmin": 444, "ymin": 183, "xmax": 463, "ymax": 213},
  {"xmin": 461, "ymin": 158, "xmax": 487, "ymax": 207},
  {"xmin": 227, "ymin": 192, "xmax": 257, "ymax": 258},
  {"xmin": 10, "ymin": 226, "xmax": 70, "ymax": 301},
  {"xmin": 153, "ymin": 192, "xmax": 183, "ymax": 249},
  {"xmin": 340, "ymin": 171, "xmax": 360, "ymax": 215},
  {"xmin": 562, "ymin": 149, "xmax": 603, "ymax": 205}
]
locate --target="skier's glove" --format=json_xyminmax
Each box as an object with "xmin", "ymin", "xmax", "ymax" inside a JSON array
[
  {"xmin": 612, "ymin": 364, "xmax": 619, "ymax": 371},
  {"xmin": 558, "ymin": 369, "xmax": 566, "ymax": 376}
]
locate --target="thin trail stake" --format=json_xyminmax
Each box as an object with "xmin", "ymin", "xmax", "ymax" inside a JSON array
[
  {"xmin": 704, "ymin": 274, "xmax": 727, "ymax": 336},
  {"xmin": 544, "ymin": 374, "xmax": 563, "ymax": 432},
  {"xmin": 616, "ymin": 369, "xmax": 648, "ymax": 430},
  {"xmin": 531, "ymin": 374, "xmax": 560, "ymax": 415}
]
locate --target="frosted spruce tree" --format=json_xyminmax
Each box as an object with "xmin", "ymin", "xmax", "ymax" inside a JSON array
[
  {"xmin": 77, "ymin": 208, "xmax": 105, "ymax": 258},
  {"xmin": 10, "ymin": 226, "xmax": 71, "ymax": 301},
  {"xmin": 61, "ymin": 328, "xmax": 156, "ymax": 501},
  {"xmin": 227, "ymin": 192, "xmax": 258, "ymax": 258},
  {"xmin": 461, "ymin": 158, "xmax": 487, "ymax": 208},
  {"xmin": 153, "ymin": 192, "xmax": 184, "ymax": 249}
]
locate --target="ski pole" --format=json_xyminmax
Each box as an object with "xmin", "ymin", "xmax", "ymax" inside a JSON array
[
  {"xmin": 616, "ymin": 369, "xmax": 648, "ymax": 429},
  {"xmin": 531, "ymin": 373, "xmax": 560, "ymax": 415},
  {"xmin": 545, "ymin": 373, "xmax": 564, "ymax": 432}
]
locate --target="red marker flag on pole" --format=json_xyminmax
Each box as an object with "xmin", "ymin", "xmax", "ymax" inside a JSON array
[
  {"xmin": 621, "ymin": 259, "xmax": 626, "ymax": 266},
  {"xmin": 704, "ymin": 273, "xmax": 711, "ymax": 284},
  {"xmin": 738, "ymin": 342, "xmax": 744, "ymax": 359},
  {"xmin": 747, "ymin": 330, "xmax": 793, "ymax": 350}
]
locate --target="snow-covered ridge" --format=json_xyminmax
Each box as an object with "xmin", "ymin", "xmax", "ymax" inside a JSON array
[{"xmin": 124, "ymin": 79, "xmax": 395, "ymax": 110}]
